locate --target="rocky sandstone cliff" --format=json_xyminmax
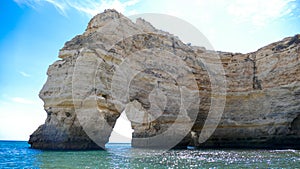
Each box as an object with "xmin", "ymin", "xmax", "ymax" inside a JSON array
[{"xmin": 29, "ymin": 9, "xmax": 300, "ymax": 150}]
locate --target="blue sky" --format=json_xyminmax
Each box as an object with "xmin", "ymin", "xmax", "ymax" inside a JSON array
[{"xmin": 0, "ymin": 0, "xmax": 299, "ymax": 141}]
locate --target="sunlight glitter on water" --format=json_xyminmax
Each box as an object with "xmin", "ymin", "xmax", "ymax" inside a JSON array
[{"xmin": 1, "ymin": 141, "xmax": 300, "ymax": 168}]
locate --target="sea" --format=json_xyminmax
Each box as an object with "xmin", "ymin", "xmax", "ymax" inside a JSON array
[{"xmin": 0, "ymin": 141, "xmax": 299, "ymax": 168}]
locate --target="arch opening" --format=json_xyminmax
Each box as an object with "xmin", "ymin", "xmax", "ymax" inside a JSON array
[{"xmin": 107, "ymin": 111, "xmax": 133, "ymax": 144}]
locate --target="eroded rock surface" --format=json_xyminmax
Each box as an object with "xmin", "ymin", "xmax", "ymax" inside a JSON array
[{"xmin": 29, "ymin": 9, "xmax": 300, "ymax": 149}]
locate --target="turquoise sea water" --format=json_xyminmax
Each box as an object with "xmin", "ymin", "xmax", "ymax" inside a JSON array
[{"xmin": 0, "ymin": 141, "xmax": 299, "ymax": 168}]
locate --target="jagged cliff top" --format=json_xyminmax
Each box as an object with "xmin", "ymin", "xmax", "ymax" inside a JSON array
[{"xmin": 61, "ymin": 9, "xmax": 300, "ymax": 60}]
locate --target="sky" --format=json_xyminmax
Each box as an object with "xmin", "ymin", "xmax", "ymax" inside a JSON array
[{"xmin": 0, "ymin": 0, "xmax": 300, "ymax": 142}]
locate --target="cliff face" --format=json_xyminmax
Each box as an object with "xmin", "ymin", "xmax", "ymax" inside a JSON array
[
  {"xmin": 201, "ymin": 35, "xmax": 300, "ymax": 148},
  {"xmin": 29, "ymin": 9, "xmax": 300, "ymax": 150}
]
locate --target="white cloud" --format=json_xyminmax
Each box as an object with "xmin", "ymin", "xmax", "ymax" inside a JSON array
[
  {"xmin": 0, "ymin": 98, "xmax": 45, "ymax": 141},
  {"xmin": 135, "ymin": 0, "xmax": 297, "ymax": 52},
  {"xmin": 227, "ymin": 0, "xmax": 296, "ymax": 26},
  {"xmin": 14, "ymin": 0, "xmax": 140, "ymax": 17},
  {"xmin": 11, "ymin": 97, "xmax": 36, "ymax": 105},
  {"xmin": 19, "ymin": 71, "xmax": 31, "ymax": 77}
]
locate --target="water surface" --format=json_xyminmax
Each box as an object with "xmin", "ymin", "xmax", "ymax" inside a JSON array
[{"xmin": 0, "ymin": 141, "xmax": 299, "ymax": 168}]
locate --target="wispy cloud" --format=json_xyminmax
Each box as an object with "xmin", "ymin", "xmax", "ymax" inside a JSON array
[
  {"xmin": 19, "ymin": 71, "xmax": 31, "ymax": 77},
  {"xmin": 11, "ymin": 97, "xmax": 36, "ymax": 104},
  {"xmin": 14, "ymin": 0, "xmax": 140, "ymax": 17},
  {"xmin": 227, "ymin": 0, "xmax": 296, "ymax": 26}
]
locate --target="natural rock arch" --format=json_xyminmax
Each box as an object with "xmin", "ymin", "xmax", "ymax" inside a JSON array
[{"xmin": 29, "ymin": 9, "xmax": 300, "ymax": 150}]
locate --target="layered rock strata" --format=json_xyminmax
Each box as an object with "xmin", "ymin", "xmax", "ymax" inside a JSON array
[{"xmin": 29, "ymin": 9, "xmax": 300, "ymax": 149}]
